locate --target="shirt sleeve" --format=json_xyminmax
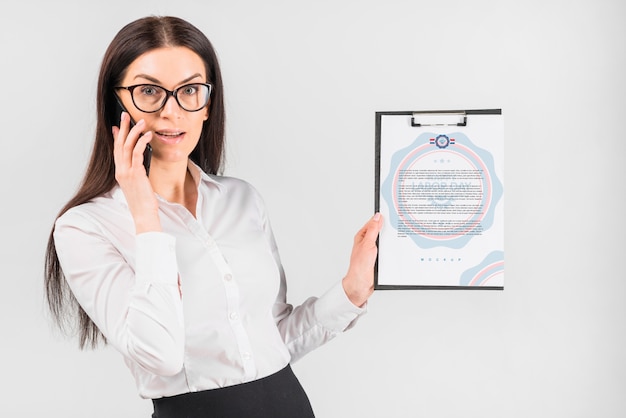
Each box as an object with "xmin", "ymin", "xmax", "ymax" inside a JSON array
[
  {"xmin": 251, "ymin": 187, "xmax": 367, "ymax": 363},
  {"xmin": 54, "ymin": 210, "xmax": 185, "ymax": 376},
  {"xmin": 274, "ymin": 280, "xmax": 367, "ymax": 363}
]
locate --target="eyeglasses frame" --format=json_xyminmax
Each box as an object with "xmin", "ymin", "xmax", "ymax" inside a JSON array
[{"xmin": 114, "ymin": 82, "xmax": 213, "ymax": 113}]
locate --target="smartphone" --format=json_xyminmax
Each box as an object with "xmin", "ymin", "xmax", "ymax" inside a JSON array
[{"xmin": 113, "ymin": 98, "xmax": 152, "ymax": 176}]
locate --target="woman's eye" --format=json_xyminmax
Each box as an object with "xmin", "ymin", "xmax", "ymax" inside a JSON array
[
  {"xmin": 182, "ymin": 85, "xmax": 198, "ymax": 95},
  {"xmin": 140, "ymin": 86, "xmax": 159, "ymax": 96}
]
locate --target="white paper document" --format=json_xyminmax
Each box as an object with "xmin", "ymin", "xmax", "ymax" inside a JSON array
[{"xmin": 375, "ymin": 110, "xmax": 504, "ymax": 289}]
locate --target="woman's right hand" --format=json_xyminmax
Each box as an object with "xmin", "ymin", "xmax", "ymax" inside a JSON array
[{"xmin": 112, "ymin": 112, "xmax": 161, "ymax": 233}]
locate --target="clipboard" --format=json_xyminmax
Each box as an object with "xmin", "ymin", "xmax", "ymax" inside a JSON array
[{"xmin": 374, "ymin": 109, "xmax": 504, "ymax": 290}]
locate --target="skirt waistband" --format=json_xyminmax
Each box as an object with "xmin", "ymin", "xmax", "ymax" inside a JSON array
[{"xmin": 151, "ymin": 364, "xmax": 315, "ymax": 418}]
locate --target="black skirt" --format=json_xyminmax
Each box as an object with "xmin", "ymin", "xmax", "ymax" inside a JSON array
[{"xmin": 151, "ymin": 365, "xmax": 315, "ymax": 418}]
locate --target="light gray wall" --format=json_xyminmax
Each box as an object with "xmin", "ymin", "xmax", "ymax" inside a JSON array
[{"xmin": 2, "ymin": 0, "xmax": 625, "ymax": 417}]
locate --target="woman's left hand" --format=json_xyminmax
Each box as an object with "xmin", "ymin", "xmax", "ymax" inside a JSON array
[{"xmin": 342, "ymin": 213, "xmax": 384, "ymax": 307}]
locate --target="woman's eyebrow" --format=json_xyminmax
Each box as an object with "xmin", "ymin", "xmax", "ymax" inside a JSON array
[{"xmin": 133, "ymin": 73, "xmax": 204, "ymax": 85}]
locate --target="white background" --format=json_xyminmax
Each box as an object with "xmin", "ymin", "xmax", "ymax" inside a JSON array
[{"xmin": 1, "ymin": 0, "xmax": 625, "ymax": 417}]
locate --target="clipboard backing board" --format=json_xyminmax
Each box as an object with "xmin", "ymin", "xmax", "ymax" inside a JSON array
[{"xmin": 375, "ymin": 109, "xmax": 504, "ymax": 290}]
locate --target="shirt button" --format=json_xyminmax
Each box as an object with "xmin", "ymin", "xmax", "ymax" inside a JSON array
[
  {"xmin": 224, "ymin": 273, "xmax": 233, "ymax": 281},
  {"xmin": 229, "ymin": 312, "xmax": 239, "ymax": 321},
  {"xmin": 242, "ymin": 352, "xmax": 251, "ymax": 361}
]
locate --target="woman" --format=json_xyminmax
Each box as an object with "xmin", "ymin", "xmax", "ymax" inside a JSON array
[{"xmin": 44, "ymin": 15, "xmax": 382, "ymax": 417}]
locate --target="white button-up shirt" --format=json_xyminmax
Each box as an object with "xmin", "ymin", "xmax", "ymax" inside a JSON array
[{"xmin": 54, "ymin": 161, "xmax": 365, "ymax": 399}]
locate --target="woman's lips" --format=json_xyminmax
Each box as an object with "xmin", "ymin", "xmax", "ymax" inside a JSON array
[{"xmin": 154, "ymin": 130, "xmax": 185, "ymax": 144}]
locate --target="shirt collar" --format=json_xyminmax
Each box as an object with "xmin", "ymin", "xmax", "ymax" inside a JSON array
[{"xmin": 187, "ymin": 159, "xmax": 225, "ymax": 191}]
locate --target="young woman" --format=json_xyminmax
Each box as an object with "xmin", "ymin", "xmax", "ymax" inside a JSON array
[{"xmin": 44, "ymin": 15, "xmax": 382, "ymax": 417}]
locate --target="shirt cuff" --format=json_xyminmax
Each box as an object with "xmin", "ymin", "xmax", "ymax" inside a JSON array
[
  {"xmin": 314, "ymin": 281, "xmax": 367, "ymax": 332},
  {"xmin": 135, "ymin": 232, "xmax": 178, "ymax": 285}
]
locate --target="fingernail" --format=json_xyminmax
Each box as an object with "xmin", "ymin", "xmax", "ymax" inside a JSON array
[{"xmin": 373, "ymin": 212, "xmax": 381, "ymax": 221}]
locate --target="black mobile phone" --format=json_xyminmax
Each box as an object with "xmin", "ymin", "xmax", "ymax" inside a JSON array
[{"xmin": 113, "ymin": 98, "xmax": 152, "ymax": 176}]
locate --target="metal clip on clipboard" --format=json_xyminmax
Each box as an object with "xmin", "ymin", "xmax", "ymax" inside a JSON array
[{"xmin": 411, "ymin": 111, "xmax": 467, "ymax": 127}]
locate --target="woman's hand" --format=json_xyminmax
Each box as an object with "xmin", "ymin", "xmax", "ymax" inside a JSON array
[
  {"xmin": 112, "ymin": 112, "xmax": 160, "ymax": 233},
  {"xmin": 342, "ymin": 213, "xmax": 384, "ymax": 307}
]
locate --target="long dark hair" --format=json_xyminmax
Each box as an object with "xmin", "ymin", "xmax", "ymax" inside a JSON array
[{"xmin": 44, "ymin": 16, "xmax": 226, "ymax": 349}]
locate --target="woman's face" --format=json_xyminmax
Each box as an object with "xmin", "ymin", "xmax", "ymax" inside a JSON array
[{"xmin": 117, "ymin": 46, "xmax": 209, "ymax": 166}]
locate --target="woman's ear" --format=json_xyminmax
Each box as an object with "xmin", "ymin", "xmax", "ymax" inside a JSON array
[{"xmin": 203, "ymin": 102, "xmax": 210, "ymax": 121}]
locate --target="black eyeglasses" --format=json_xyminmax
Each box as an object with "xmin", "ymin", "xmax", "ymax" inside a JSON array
[{"xmin": 115, "ymin": 83, "xmax": 212, "ymax": 113}]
